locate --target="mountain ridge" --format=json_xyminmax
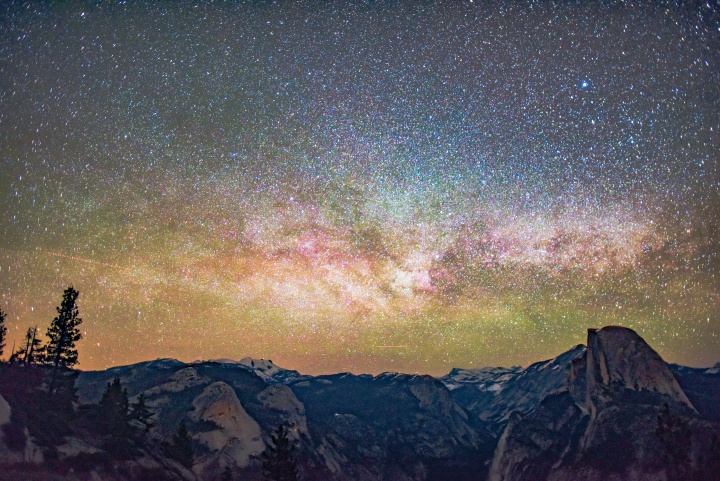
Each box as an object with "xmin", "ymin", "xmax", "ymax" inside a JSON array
[{"xmin": 1, "ymin": 326, "xmax": 718, "ymax": 481}]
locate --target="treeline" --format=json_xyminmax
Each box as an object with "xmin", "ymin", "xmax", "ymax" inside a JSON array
[
  {"xmin": 0, "ymin": 287, "xmax": 84, "ymax": 456},
  {"xmin": 0, "ymin": 287, "xmax": 87, "ymax": 460},
  {"xmin": 0, "ymin": 286, "xmax": 198, "ymax": 479},
  {"xmin": 0, "ymin": 286, "xmax": 83, "ymax": 375}
]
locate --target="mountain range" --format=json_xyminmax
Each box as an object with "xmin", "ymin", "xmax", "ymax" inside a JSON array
[{"xmin": 0, "ymin": 326, "xmax": 719, "ymax": 481}]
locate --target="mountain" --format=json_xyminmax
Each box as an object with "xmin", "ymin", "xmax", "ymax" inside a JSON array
[
  {"xmin": 75, "ymin": 359, "xmax": 310, "ymax": 480},
  {"xmin": 289, "ymin": 372, "xmax": 494, "ymax": 481},
  {"xmin": 199, "ymin": 358, "xmax": 307, "ymax": 385},
  {"xmin": 0, "ymin": 327, "xmax": 717, "ymax": 481},
  {"xmin": 73, "ymin": 358, "xmax": 497, "ymax": 480},
  {"xmin": 488, "ymin": 326, "xmax": 720, "ymax": 481},
  {"xmin": 669, "ymin": 363, "xmax": 720, "ymax": 423},
  {"xmin": 75, "ymin": 357, "xmax": 305, "ymax": 404},
  {"xmin": 440, "ymin": 345, "xmax": 585, "ymax": 434}
]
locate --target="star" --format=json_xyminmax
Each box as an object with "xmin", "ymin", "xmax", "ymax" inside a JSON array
[{"xmin": 0, "ymin": 0, "xmax": 717, "ymax": 375}]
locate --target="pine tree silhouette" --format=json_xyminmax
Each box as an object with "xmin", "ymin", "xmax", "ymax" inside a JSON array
[
  {"xmin": 130, "ymin": 392, "xmax": 154, "ymax": 432},
  {"xmin": 0, "ymin": 308, "xmax": 7, "ymax": 359},
  {"xmin": 98, "ymin": 377, "xmax": 134, "ymax": 457},
  {"xmin": 262, "ymin": 425, "xmax": 300, "ymax": 481},
  {"xmin": 46, "ymin": 286, "xmax": 83, "ymax": 394},
  {"xmin": 46, "ymin": 287, "xmax": 82, "ymax": 368},
  {"xmin": 100, "ymin": 378, "xmax": 131, "ymax": 439},
  {"xmin": 166, "ymin": 421, "xmax": 193, "ymax": 468},
  {"xmin": 16, "ymin": 327, "xmax": 44, "ymax": 365}
]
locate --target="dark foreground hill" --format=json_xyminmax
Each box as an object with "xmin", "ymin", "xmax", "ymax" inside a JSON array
[{"xmin": 0, "ymin": 326, "xmax": 718, "ymax": 481}]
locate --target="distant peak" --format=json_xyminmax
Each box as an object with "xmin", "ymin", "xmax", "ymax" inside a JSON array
[
  {"xmin": 194, "ymin": 357, "xmax": 278, "ymax": 368},
  {"xmin": 238, "ymin": 357, "xmax": 277, "ymax": 369},
  {"xmin": 586, "ymin": 326, "xmax": 694, "ymax": 410},
  {"xmin": 148, "ymin": 357, "xmax": 183, "ymax": 364}
]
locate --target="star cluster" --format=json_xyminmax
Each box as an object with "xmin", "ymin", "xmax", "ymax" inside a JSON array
[{"xmin": 1, "ymin": 0, "xmax": 718, "ymax": 374}]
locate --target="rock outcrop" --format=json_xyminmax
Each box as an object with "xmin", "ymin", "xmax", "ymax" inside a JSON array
[
  {"xmin": 584, "ymin": 326, "xmax": 694, "ymax": 412},
  {"xmin": 190, "ymin": 382, "xmax": 265, "ymax": 474},
  {"xmin": 256, "ymin": 384, "xmax": 309, "ymax": 440},
  {"xmin": 489, "ymin": 326, "xmax": 720, "ymax": 481}
]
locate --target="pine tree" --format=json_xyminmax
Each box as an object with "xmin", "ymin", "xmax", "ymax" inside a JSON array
[
  {"xmin": 100, "ymin": 378, "xmax": 131, "ymax": 439},
  {"xmin": 0, "ymin": 308, "xmax": 7, "ymax": 359},
  {"xmin": 262, "ymin": 425, "xmax": 300, "ymax": 481},
  {"xmin": 166, "ymin": 421, "xmax": 193, "ymax": 468},
  {"xmin": 96, "ymin": 377, "xmax": 134, "ymax": 457},
  {"xmin": 14, "ymin": 328, "xmax": 30, "ymax": 363},
  {"xmin": 46, "ymin": 286, "xmax": 82, "ymax": 394},
  {"xmin": 15, "ymin": 327, "xmax": 44, "ymax": 365},
  {"xmin": 221, "ymin": 464, "xmax": 234, "ymax": 481},
  {"xmin": 130, "ymin": 392, "xmax": 154, "ymax": 432},
  {"xmin": 20, "ymin": 328, "xmax": 32, "ymax": 362},
  {"xmin": 46, "ymin": 287, "xmax": 82, "ymax": 368}
]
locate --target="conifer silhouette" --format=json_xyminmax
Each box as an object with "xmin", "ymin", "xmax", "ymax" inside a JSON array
[
  {"xmin": 0, "ymin": 308, "xmax": 6, "ymax": 358},
  {"xmin": 130, "ymin": 392, "xmax": 154, "ymax": 432},
  {"xmin": 16, "ymin": 327, "xmax": 44, "ymax": 365},
  {"xmin": 262, "ymin": 425, "xmax": 299, "ymax": 481},
  {"xmin": 100, "ymin": 378, "xmax": 131, "ymax": 439},
  {"xmin": 166, "ymin": 421, "xmax": 193, "ymax": 468},
  {"xmin": 46, "ymin": 286, "xmax": 82, "ymax": 394}
]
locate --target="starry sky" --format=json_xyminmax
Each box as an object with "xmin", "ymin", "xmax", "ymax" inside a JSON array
[{"xmin": 1, "ymin": 0, "xmax": 719, "ymax": 375}]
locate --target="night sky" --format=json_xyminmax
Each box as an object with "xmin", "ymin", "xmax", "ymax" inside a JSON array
[{"xmin": 1, "ymin": 0, "xmax": 719, "ymax": 375}]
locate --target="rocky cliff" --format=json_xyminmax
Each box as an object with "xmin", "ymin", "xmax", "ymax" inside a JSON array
[
  {"xmin": 584, "ymin": 326, "xmax": 694, "ymax": 412},
  {"xmin": 489, "ymin": 326, "xmax": 720, "ymax": 481}
]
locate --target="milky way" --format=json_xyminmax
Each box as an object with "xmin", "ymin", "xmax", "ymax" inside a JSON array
[{"xmin": 1, "ymin": 0, "xmax": 719, "ymax": 374}]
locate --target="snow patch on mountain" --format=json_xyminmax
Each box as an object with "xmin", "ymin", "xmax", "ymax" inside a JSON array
[
  {"xmin": 440, "ymin": 345, "xmax": 586, "ymax": 430},
  {"xmin": 195, "ymin": 357, "xmax": 306, "ymax": 384},
  {"xmin": 440, "ymin": 367, "xmax": 523, "ymax": 392}
]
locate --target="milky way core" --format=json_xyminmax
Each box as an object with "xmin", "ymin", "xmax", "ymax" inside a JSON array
[{"xmin": 1, "ymin": 1, "xmax": 719, "ymax": 374}]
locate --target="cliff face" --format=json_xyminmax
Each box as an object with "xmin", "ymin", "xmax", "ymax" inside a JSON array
[
  {"xmin": 189, "ymin": 382, "xmax": 265, "ymax": 475},
  {"xmin": 669, "ymin": 363, "xmax": 720, "ymax": 422},
  {"xmin": 585, "ymin": 327, "xmax": 694, "ymax": 412},
  {"xmin": 488, "ymin": 393, "xmax": 586, "ymax": 481},
  {"xmin": 489, "ymin": 326, "xmax": 720, "ymax": 481}
]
